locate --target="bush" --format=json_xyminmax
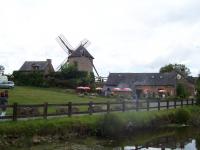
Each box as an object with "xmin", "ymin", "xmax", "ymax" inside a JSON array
[
  {"xmin": 195, "ymin": 77, "xmax": 200, "ymax": 105},
  {"xmin": 176, "ymin": 83, "xmax": 189, "ymax": 99},
  {"xmin": 174, "ymin": 108, "xmax": 191, "ymax": 124},
  {"xmin": 189, "ymin": 113, "xmax": 200, "ymax": 127},
  {"xmin": 13, "ymin": 71, "xmax": 48, "ymax": 87},
  {"xmin": 97, "ymin": 114, "xmax": 124, "ymax": 137},
  {"xmin": 48, "ymin": 64, "xmax": 95, "ymax": 89}
]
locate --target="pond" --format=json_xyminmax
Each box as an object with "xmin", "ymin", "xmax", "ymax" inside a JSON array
[{"xmin": 4, "ymin": 127, "xmax": 200, "ymax": 150}]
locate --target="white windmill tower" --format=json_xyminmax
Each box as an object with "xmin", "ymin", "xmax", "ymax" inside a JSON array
[{"xmin": 56, "ymin": 34, "xmax": 100, "ymax": 77}]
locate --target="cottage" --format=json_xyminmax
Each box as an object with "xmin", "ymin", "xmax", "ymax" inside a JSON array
[
  {"xmin": 19, "ymin": 59, "xmax": 54, "ymax": 75},
  {"xmin": 103, "ymin": 72, "xmax": 195, "ymax": 98}
]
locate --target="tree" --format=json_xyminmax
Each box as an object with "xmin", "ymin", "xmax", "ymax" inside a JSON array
[
  {"xmin": 159, "ymin": 63, "xmax": 191, "ymax": 76},
  {"xmin": 60, "ymin": 63, "xmax": 78, "ymax": 79},
  {"xmin": 57, "ymin": 63, "xmax": 95, "ymax": 88},
  {"xmin": 196, "ymin": 75, "xmax": 200, "ymax": 104},
  {"xmin": 176, "ymin": 83, "xmax": 189, "ymax": 98}
]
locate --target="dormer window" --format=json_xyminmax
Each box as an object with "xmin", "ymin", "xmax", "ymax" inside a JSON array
[
  {"xmin": 151, "ymin": 75, "xmax": 155, "ymax": 79},
  {"xmin": 160, "ymin": 76, "xmax": 163, "ymax": 79},
  {"xmin": 32, "ymin": 64, "xmax": 39, "ymax": 70}
]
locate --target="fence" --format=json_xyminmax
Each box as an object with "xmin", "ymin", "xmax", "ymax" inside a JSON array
[{"xmin": 0, "ymin": 99, "xmax": 196, "ymax": 121}]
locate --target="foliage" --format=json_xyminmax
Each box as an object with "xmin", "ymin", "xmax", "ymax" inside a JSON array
[
  {"xmin": 159, "ymin": 63, "xmax": 191, "ymax": 76},
  {"xmin": 97, "ymin": 113, "xmax": 125, "ymax": 137},
  {"xmin": 176, "ymin": 83, "xmax": 189, "ymax": 98},
  {"xmin": 50, "ymin": 64, "xmax": 95, "ymax": 88},
  {"xmin": 0, "ymin": 115, "xmax": 99, "ymax": 136},
  {"xmin": 196, "ymin": 76, "xmax": 200, "ymax": 104},
  {"xmin": 13, "ymin": 71, "xmax": 48, "ymax": 87},
  {"xmin": 174, "ymin": 108, "xmax": 191, "ymax": 124},
  {"xmin": 189, "ymin": 113, "xmax": 200, "ymax": 127},
  {"xmin": 60, "ymin": 64, "xmax": 79, "ymax": 79},
  {"xmin": 159, "ymin": 64, "xmax": 174, "ymax": 73}
]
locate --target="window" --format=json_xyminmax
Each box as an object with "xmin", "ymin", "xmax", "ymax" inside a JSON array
[{"xmin": 32, "ymin": 64, "xmax": 39, "ymax": 70}]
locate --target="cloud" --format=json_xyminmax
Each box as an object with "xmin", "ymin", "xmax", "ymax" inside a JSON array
[{"xmin": 0, "ymin": 0, "xmax": 200, "ymax": 77}]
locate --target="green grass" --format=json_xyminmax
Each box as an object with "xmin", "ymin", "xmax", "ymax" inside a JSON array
[
  {"xmin": 4, "ymin": 86, "xmax": 114, "ymax": 104},
  {"xmin": 0, "ymin": 108, "xmax": 188, "ymax": 136},
  {"xmin": 0, "ymin": 115, "xmax": 100, "ymax": 136}
]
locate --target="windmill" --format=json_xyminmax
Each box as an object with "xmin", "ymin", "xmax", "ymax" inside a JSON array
[{"xmin": 56, "ymin": 34, "xmax": 100, "ymax": 77}]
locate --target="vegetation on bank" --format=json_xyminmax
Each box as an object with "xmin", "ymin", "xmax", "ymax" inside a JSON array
[{"xmin": 0, "ymin": 106, "xmax": 200, "ymax": 137}]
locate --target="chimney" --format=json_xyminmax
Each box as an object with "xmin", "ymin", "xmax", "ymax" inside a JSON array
[{"xmin": 46, "ymin": 59, "xmax": 52, "ymax": 64}]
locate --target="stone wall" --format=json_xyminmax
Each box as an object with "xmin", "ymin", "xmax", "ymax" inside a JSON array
[{"xmin": 68, "ymin": 57, "xmax": 93, "ymax": 72}]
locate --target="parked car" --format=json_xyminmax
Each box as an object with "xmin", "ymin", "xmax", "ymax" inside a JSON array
[{"xmin": 0, "ymin": 81, "xmax": 15, "ymax": 89}]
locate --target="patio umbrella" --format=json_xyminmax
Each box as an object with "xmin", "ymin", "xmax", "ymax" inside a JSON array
[
  {"xmin": 112, "ymin": 88, "xmax": 121, "ymax": 91},
  {"xmin": 83, "ymin": 87, "xmax": 91, "ymax": 90},
  {"xmin": 121, "ymin": 88, "xmax": 132, "ymax": 92},
  {"xmin": 158, "ymin": 89, "xmax": 166, "ymax": 92},
  {"xmin": 96, "ymin": 87, "xmax": 102, "ymax": 90},
  {"xmin": 76, "ymin": 86, "xmax": 85, "ymax": 90}
]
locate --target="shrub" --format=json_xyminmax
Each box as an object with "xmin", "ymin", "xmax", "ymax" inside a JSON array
[
  {"xmin": 48, "ymin": 64, "xmax": 95, "ymax": 89},
  {"xmin": 150, "ymin": 112, "xmax": 175, "ymax": 127},
  {"xmin": 189, "ymin": 113, "xmax": 200, "ymax": 127},
  {"xmin": 174, "ymin": 108, "xmax": 191, "ymax": 124},
  {"xmin": 13, "ymin": 71, "xmax": 48, "ymax": 87},
  {"xmin": 176, "ymin": 83, "xmax": 189, "ymax": 99},
  {"xmin": 97, "ymin": 114, "xmax": 124, "ymax": 137}
]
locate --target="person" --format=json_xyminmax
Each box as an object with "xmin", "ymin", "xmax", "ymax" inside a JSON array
[
  {"xmin": 4, "ymin": 90, "xmax": 8, "ymax": 99},
  {"xmin": 0, "ymin": 91, "xmax": 8, "ymax": 117}
]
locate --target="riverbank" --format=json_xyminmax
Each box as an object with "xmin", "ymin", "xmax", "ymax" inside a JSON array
[
  {"xmin": 2, "ymin": 127, "xmax": 200, "ymax": 150},
  {"xmin": 0, "ymin": 106, "xmax": 200, "ymax": 147}
]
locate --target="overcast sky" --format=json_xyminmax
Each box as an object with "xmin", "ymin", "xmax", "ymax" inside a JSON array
[{"xmin": 0, "ymin": 0, "xmax": 200, "ymax": 77}]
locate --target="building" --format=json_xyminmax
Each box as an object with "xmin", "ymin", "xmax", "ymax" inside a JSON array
[
  {"xmin": 68, "ymin": 45, "xmax": 94, "ymax": 73},
  {"xmin": 103, "ymin": 72, "xmax": 195, "ymax": 98},
  {"xmin": 19, "ymin": 59, "xmax": 54, "ymax": 75}
]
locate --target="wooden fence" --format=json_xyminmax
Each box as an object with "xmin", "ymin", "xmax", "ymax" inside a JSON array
[{"xmin": 0, "ymin": 99, "xmax": 196, "ymax": 121}]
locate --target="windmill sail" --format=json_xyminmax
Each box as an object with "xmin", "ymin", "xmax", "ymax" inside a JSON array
[
  {"xmin": 56, "ymin": 57, "xmax": 69, "ymax": 71},
  {"xmin": 56, "ymin": 34, "xmax": 74, "ymax": 55}
]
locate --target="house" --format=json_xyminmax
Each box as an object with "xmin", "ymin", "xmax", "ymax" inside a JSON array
[
  {"xmin": 103, "ymin": 72, "xmax": 195, "ymax": 98},
  {"xmin": 68, "ymin": 45, "xmax": 94, "ymax": 73},
  {"xmin": 19, "ymin": 59, "xmax": 54, "ymax": 76}
]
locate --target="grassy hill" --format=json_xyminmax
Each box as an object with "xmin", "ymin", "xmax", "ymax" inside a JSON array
[{"xmin": 3, "ymin": 86, "xmax": 113, "ymax": 104}]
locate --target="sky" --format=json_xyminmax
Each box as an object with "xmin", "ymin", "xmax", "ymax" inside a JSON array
[{"xmin": 0, "ymin": 0, "xmax": 200, "ymax": 77}]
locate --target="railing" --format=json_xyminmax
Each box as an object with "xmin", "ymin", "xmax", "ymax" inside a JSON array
[{"xmin": 0, "ymin": 99, "xmax": 196, "ymax": 121}]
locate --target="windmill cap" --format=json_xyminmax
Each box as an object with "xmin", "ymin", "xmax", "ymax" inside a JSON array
[{"xmin": 69, "ymin": 45, "xmax": 94, "ymax": 59}]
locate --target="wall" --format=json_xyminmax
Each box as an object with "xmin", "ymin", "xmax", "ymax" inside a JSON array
[
  {"xmin": 135, "ymin": 85, "xmax": 176, "ymax": 97},
  {"xmin": 68, "ymin": 57, "xmax": 93, "ymax": 72}
]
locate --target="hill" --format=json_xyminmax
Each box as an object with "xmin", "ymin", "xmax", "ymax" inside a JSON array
[{"xmin": 4, "ymin": 86, "xmax": 112, "ymax": 104}]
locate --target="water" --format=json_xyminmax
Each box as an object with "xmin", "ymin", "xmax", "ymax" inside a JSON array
[{"xmin": 4, "ymin": 127, "xmax": 200, "ymax": 150}]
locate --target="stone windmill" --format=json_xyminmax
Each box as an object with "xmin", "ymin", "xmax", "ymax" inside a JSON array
[{"xmin": 56, "ymin": 34, "xmax": 100, "ymax": 77}]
